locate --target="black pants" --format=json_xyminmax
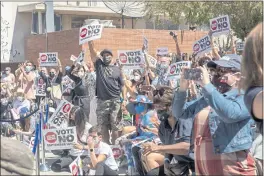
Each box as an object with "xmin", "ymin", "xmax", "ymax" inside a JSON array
[
  {"xmin": 131, "ymin": 146, "xmax": 146, "ymax": 176},
  {"xmin": 95, "ymin": 162, "xmax": 118, "ymax": 176},
  {"xmin": 51, "ymin": 155, "xmax": 89, "ymax": 174},
  {"xmin": 147, "ymin": 165, "xmax": 165, "ymax": 176}
]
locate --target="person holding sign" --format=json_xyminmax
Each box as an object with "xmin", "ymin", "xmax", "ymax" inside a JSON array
[{"xmin": 88, "ymin": 41, "xmax": 124, "ymax": 145}]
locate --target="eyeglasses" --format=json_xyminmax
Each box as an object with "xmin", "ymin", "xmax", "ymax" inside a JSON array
[{"xmin": 153, "ymin": 88, "xmax": 165, "ymax": 97}]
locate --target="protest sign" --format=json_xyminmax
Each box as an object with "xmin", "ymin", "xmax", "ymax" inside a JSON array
[
  {"xmin": 118, "ymin": 50, "xmax": 145, "ymax": 69},
  {"xmin": 192, "ymin": 35, "xmax": 212, "ymax": 56},
  {"xmin": 35, "ymin": 76, "xmax": 46, "ymax": 96},
  {"xmin": 43, "ymin": 127, "xmax": 77, "ymax": 150},
  {"xmin": 39, "ymin": 52, "xmax": 58, "ymax": 67},
  {"xmin": 167, "ymin": 61, "xmax": 191, "ymax": 80},
  {"xmin": 79, "ymin": 24, "xmax": 103, "ymax": 45},
  {"xmin": 76, "ymin": 51, "xmax": 84, "ymax": 65},
  {"xmin": 69, "ymin": 155, "xmax": 83, "ymax": 176},
  {"xmin": 236, "ymin": 42, "xmax": 244, "ymax": 51},
  {"xmin": 146, "ymin": 54, "xmax": 157, "ymax": 68},
  {"xmin": 48, "ymin": 100, "xmax": 73, "ymax": 128},
  {"xmin": 156, "ymin": 47, "xmax": 168, "ymax": 56},
  {"xmin": 143, "ymin": 36, "xmax": 148, "ymax": 51},
  {"xmin": 62, "ymin": 76, "xmax": 75, "ymax": 94},
  {"xmin": 210, "ymin": 15, "xmax": 231, "ymax": 36},
  {"xmin": 70, "ymin": 55, "xmax": 78, "ymax": 62}
]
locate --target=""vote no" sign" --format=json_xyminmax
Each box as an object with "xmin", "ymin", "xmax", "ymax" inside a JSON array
[
  {"xmin": 39, "ymin": 52, "xmax": 58, "ymax": 67},
  {"xmin": 79, "ymin": 24, "xmax": 103, "ymax": 45}
]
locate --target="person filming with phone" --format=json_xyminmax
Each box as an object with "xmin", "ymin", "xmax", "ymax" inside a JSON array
[{"xmin": 173, "ymin": 54, "xmax": 257, "ymax": 175}]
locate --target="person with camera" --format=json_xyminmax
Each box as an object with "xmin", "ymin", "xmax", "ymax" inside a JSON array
[
  {"xmin": 173, "ymin": 54, "xmax": 257, "ymax": 175},
  {"xmin": 241, "ymin": 23, "xmax": 263, "ymax": 172},
  {"xmin": 141, "ymin": 88, "xmax": 195, "ymax": 176},
  {"xmin": 74, "ymin": 126, "xmax": 119, "ymax": 176}
]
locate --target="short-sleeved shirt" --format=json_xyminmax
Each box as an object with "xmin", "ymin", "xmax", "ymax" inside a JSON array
[
  {"xmin": 95, "ymin": 59, "xmax": 124, "ymax": 100},
  {"xmin": 89, "ymin": 142, "xmax": 119, "ymax": 171},
  {"xmin": 158, "ymin": 117, "xmax": 194, "ymax": 163}
]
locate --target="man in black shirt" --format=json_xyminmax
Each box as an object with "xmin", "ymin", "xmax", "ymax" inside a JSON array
[{"xmin": 88, "ymin": 41, "xmax": 124, "ymax": 144}]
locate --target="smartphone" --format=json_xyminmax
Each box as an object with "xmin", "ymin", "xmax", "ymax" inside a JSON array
[{"xmin": 183, "ymin": 68, "xmax": 202, "ymax": 81}]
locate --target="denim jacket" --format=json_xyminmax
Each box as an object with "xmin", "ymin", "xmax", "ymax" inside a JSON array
[{"xmin": 173, "ymin": 83, "xmax": 254, "ymax": 154}]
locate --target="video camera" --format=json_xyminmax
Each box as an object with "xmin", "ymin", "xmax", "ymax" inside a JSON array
[{"xmin": 169, "ymin": 31, "xmax": 177, "ymax": 38}]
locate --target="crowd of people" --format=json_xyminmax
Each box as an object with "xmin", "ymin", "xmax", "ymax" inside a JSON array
[{"xmin": 0, "ymin": 22, "xmax": 263, "ymax": 176}]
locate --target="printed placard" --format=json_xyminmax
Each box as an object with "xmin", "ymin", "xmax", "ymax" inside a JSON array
[
  {"xmin": 69, "ymin": 155, "xmax": 83, "ymax": 176},
  {"xmin": 43, "ymin": 127, "xmax": 77, "ymax": 150},
  {"xmin": 167, "ymin": 61, "xmax": 191, "ymax": 80},
  {"xmin": 156, "ymin": 47, "xmax": 168, "ymax": 56},
  {"xmin": 147, "ymin": 54, "xmax": 157, "ymax": 68},
  {"xmin": 79, "ymin": 24, "xmax": 103, "ymax": 45},
  {"xmin": 70, "ymin": 55, "xmax": 78, "ymax": 62},
  {"xmin": 118, "ymin": 50, "xmax": 145, "ymax": 69},
  {"xmin": 236, "ymin": 42, "xmax": 244, "ymax": 51},
  {"xmin": 39, "ymin": 52, "xmax": 58, "ymax": 67},
  {"xmin": 48, "ymin": 100, "xmax": 73, "ymax": 128},
  {"xmin": 210, "ymin": 15, "xmax": 231, "ymax": 36},
  {"xmin": 62, "ymin": 76, "xmax": 75, "ymax": 94},
  {"xmin": 192, "ymin": 35, "xmax": 212, "ymax": 56},
  {"xmin": 35, "ymin": 76, "xmax": 46, "ymax": 96},
  {"xmin": 76, "ymin": 51, "xmax": 84, "ymax": 65}
]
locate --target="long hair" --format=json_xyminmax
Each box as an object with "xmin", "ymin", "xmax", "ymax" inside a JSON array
[
  {"xmin": 74, "ymin": 108, "xmax": 87, "ymax": 137},
  {"xmin": 241, "ymin": 23, "xmax": 263, "ymax": 90}
]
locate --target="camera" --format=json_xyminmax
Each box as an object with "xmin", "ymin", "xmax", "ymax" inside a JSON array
[{"xmin": 169, "ymin": 31, "xmax": 177, "ymax": 38}]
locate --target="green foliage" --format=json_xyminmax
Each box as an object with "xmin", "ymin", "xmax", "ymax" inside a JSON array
[{"xmin": 145, "ymin": 1, "xmax": 263, "ymax": 40}]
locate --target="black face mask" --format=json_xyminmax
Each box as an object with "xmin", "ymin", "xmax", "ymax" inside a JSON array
[
  {"xmin": 157, "ymin": 109, "xmax": 170, "ymax": 121},
  {"xmin": 103, "ymin": 56, "xmax": 112, "ymax": 66},
  {"xmin": 49, "ymin": 72, "xmax": 55, "ymax": 77},
  {"xmin": 211, "ymin": 75, "xmax": 232, "ymax": 93}
]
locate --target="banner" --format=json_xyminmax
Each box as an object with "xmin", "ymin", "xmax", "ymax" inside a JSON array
[
  {"xmin": 62, "ymin": 76, "xmax": 75, "ymax": 94},
  {"xmin": 39, "ymin": 52, "xmax": 58, "ymax": 67},
  {"xmin": 167, "ymin": 61, "xmax": 191, "ymax": 80},
  {"xmin": 192, "ymin": 35, "xmax": 212, "ymax": 56},
  {"xmin": 236, "ymin": 42, "xmax": 244, "ymax": 51},
  {"xmin": 35, "ymin": 76, "xmax": 46, "ymax": 96},
  {"xmin": 48, "ymin": 100, "xmax": 73, "ymax": 128},
  {"xmin": 118, "ymin": 50, "xmax": 145, "ymax": 69},
  {"xmin": 156, "ymin": 47, "xmax": 168, "ymax": 56},
  {"xmin": 79, "ymin": 24, "xmax": 103, "ymax": 45},
  {"xmin": 69, "ymin": 155, "xmax": 83, "ymax": 176},
  {"xmin": 146, "ymin": 54, "xmax": 157, "ymax": 68},
  {"xmin": 210, "ymin": 15, "xmax": 231, "ymax": 36},
  {"xmin": 43, "ymin": 127, "xmax": 77, "ymax": 150}
]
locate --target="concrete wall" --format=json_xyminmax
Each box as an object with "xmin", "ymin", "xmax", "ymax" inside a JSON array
[{"xmin": 25, "ymin": 28, "xmax": 208, "ymax": 68}]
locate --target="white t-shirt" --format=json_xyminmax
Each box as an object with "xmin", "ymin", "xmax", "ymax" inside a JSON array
[
  {"xmin": 69, "ymin": 122, "xmax": 92, "ymax": 156},
  {"xmin": 90, "ymin": 142, "xmax": 118, "ymax": 171},
  {"xmin": 12, "ymin": 99, "xmax": 31, "ymax": 112}
]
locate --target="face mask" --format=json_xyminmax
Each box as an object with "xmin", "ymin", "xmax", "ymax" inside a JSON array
[
  {"xmin": 211, "ymin": 74, "xmax": 236, "ymax": 93},
  {"xmin": 17, "ymin": 96, "xmax": 23, "ymax": 102},
  {"xmin": 25, "ymin": 66, "xmax": 32, "ymax": 72},
  {"xmin": 93, "ymin": 137, "xmax": 100, "ymax": 145},
  {"xmin": 160, "ymin": 63, "xmax": 169, "ymax": 69},
  {"xmin": 49, "ymin": 72, "xmax": 55, "ymax": 77},
  {"xmin": 1, "ymin": 98, "xmax": 8, "ymax": 105},
  {"xmin": 135, "ymin": 104, "xmax": 146, "ymax": 114},
  {"xmin": 157, "ymin": 109, "xmax": 170, "ymax": 121},
  {"xmin": 78, "ymin": 72, "xmax": 85, "ymax": 78},
  {"xmin": 5, "ymin": 71, "xmax": 10, "ymax": 75},
  {"xmin": 103, "ymin": 56, "xmax": 112, "ymax": 66},
  {"xmin": 134, "ymin": 75, "xmax": 141, "ymax": 82}
]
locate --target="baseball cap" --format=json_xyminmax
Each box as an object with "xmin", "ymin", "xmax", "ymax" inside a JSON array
[
  {"xmin": 207, "ymin": 54, "xmax": 241, "ymax": 70},
  {"xmin": 100, "ymin": 49, "xmax": 113, "ymax": 57}
]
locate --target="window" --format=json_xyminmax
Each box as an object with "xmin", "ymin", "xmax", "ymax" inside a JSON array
[
  {"xmin": 76, "ymin": 1, "xmax": 80, "ymax": 6},
  {"xmin": 71, "ymin": 16, "xmax": 88, "ymax": 28},
  {"xmin": 31, "ymin": 11, "xmax": 39, "ymax": 34},
  {"xmin": 87, "ymin": 1, "xmax": 92, "ymax": 6},
  {"xmin": 54, "ymin": 14, "xmax": 62, "ymax": 31}
]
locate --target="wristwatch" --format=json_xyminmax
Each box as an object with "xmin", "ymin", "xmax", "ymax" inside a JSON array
[{"xmin": 90, "ymin": 148, "xmax": 94, "ymax": 152}]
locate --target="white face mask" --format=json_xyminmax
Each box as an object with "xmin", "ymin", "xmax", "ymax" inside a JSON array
[
  {"xmin": 134, "ymin": 75, "xmax": 141, "ymax": 81},
  {"xmin": 1, "ymin": 98, "xmax": 8, "ymax": 105},
  {"xmin": 78, "ymin": 72, "xmax": 85, "ymax": 78},
  {"xmin": 17, "ymin": 96, "xmax": 23, "ymax": 102}
]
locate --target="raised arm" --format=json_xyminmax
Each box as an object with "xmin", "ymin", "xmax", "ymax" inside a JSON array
[{"xmin": 88, "ymin": 41, "xmax": 101, "ymax": 63}]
